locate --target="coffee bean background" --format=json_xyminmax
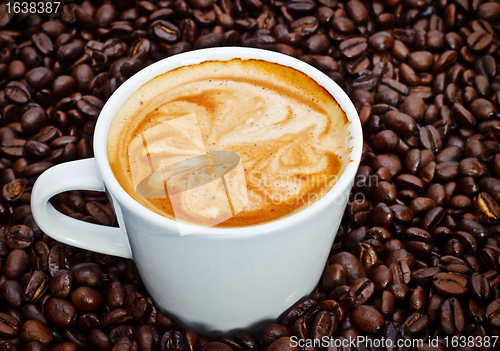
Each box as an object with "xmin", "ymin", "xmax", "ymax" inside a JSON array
[{"xmin": 1, "ymin": 0, "xmax": 500, "ymax": 350}]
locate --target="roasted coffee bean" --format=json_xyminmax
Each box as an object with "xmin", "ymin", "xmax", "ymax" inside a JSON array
[
  {"xmin": 261, "ymin": 324, "xmax": 292, "ymax": 346},
  {"xmin": 20, "ymin": 320, "xmax": 53, "ymax": 346},
  {"xmin": 433, "ymin": 272, "xmax": 468, "ymax": 296},
  {"xmin": 88, "ymin": 328, "xmax": 113, "ymax": 351},
  {"xmin": 467, "ymin": 31, "xmax": 492, "ymax": 52},
  {"xmin": 332, "ymin": 17, "xmax": 355, "ymax": 34},
  {"xmin": 353, "ymin": 242, "xmax": 378, "ymax": 271},
  {"xmin": 370, "ymin": 131, "xmax": 399, "ymax": 154},
  {"xmin": 452, "ymin": 103, "xmax": 476, "ymax": 127},
  {"xmin": 71, "ymin": 65, "xmax": 94, "ymax": 94},
  {"xmin": 85, "ymin": 201, "xmax": 114, "ymax": 225},
  {"xmin": 459, "ymin": 157, "xmax": 487, "ymax": 178},
  {"xmin": 21, "ymin": 108, "xmax": 48, "ymax": 136},
  {"xmin": 124, "ymin": 292, "xmax": 150, "ymax": 321},
  {"xmin": 328, "ymin": 252, "xmax": 367, "ymax": 283},
  {"xmin": 310, "ymin": 310, "xmax": 332, "ymax": 339},
  {"xmin": 404, "ymin": 312, "xmax": 428, "ymax": 335},
  {"xmin": 135, "ymin": 324, "xmax": 158, "ymax": 351},
  {"xmin": 76, "ymin": 95, "xmax": 103, "ymax": 119},
  {"xmin": 408, "ymin": 286, "xmax": 427, "ymax": 313},
  {"xmin": 349, "ymin": 278, "xmax": 375, "ymax": 307},
  {"xmin": 29, "ymin": 241, "xmax": 49, "ymax": 272},
  {"xmin": 0, "ymin": 312, "xmax": 20, "ymax": 338},
  {"xmin": 70, "ymin": 262, "xmax": 102, "ymax": 287},
  {"xmin": 368, "ymin": 265, "xmax": 392, "ymax": 292},
  {"xmin": 391, "ymin": 203, "xmax": 414, "ymax": 223},
  {"xmin": 110, "ymin": 336, "xmax": 138, "ymax": 351},
  {"xmin": 23, "ymin": 270, "xmax": 48, "ymax": 303},
  {"xmin": 58, "ymin": 40, "xmax": 85, "ymax": 64},
  {"xmin": 48, "ymin": 245, "xmax": 74, "ymax": 277},
  {"xmin": 470, "ymin": 272, "xmax": 490, "ymax": 301},
  {"xmin": 150, "ymin": 20, "xmax": 180, "ymax": 43},
  {"xmin": 388, "ymin": 283, "xmax": 411, "ymax": 303},
  {"xmin": 458, "ymin": 176, "xmax": 480, "ymax": 197},
  {"xmin": 443, "ymin": 239, "xmax": 463, "ymax": 257},
  {"xmin": 233, "ymin": 330, "xmax": 259, "ymax": 351},
  {"xmin": 371, "ymin": 154, "xmax": 402, "ymax": 177},
  {"xmin": 77, "ymin": 312, "xmax": 101, "ymax": 335},
  {"xmin": 404, "ymin": 149, "xmax": 421, "ymax": 175},
  {"xmin": 409, "ymin": 197, "xmax": 436, "ymax": 216},
  {"xmin": 322, "ymin": 264, "xmax": 346, "ymax": 292},
  {"xmin": 45, "ymin": 297, "xmax": 77, "ymax": 328},
  {"xmin": 329, "ymin": 285, "xmax": 356, "ymax": 311},
  {"xmin": 26, "ymin": 162, "xmax": 53, "ymax": 178},
  {"xmin": 102, "ymin": 308, "xmax": 133, "ymax": 328},
  {"xmin": 367, "ymin": 202, "xmax": 393, "ymax": 227},
  {"xmin": 63, "ymin": 328, "xmax": 89, "ymax": 349},
  {"xmin": 339, "ymin": 38, "xmax": 367, "ymax": 59},
  {"xmin": 2, "ymin": 139, "xmax": 27, "ymax": 159},
  {"xmin": 385, "ymin": 239, "xmax": 406, "ymax": 255},
  {"xmin": 473, "ymin": 192, "xmax": 500, "ymax": 225},
  {"xmin": 24, "ymin": 140, "xmax": 50, "ymax": 158},
  {"xmin": 5, "ymin": 82, "xmax": 31, "ymax": 104},
  {"xmin": 383, "ymin": 111, "xmax": 417, "ymax": 136},
  {"xmin": 437, "ymin": 146, "xmax": 463, "ymax": 164},
  {"xmin": 6, "ymin": 224, "xmax": 34, "ymax": 250},
  {"xmin": 441, "ymin": 298, "xmax": 465, "ymax": 334},
  {"xmin": 290, "ymin": 16, "xmax": 318, "ymax": 37},
  {"xmin": 424, "ymin": 294, "xmax": 444, "ymax": 326},
  {"xmin": 31, "ymin": 126, "xmax": 61, "ymax": 145},
  {"xmin": 193, "ymin": 33, "xmax": 224, "ymax": 49},
  {"xmin": 71, "ymin": 286, "xmax": 104, "ymax": 312},
  {"xmin": 23, "ymin": 303, "xmax": 48, "ymax": 326},
  {"xmin": 407, "ymin": 51, "xmax": 434, "ymax": 72},
  {"xmin": 281, "ymin": 299, "xmax": 317, "ymax": 327},
  {"xmin": 386, "ymin": 250, "xmax": 415, "ymax": 270},
  {"xmin": 50, "ymin": 270, "xmax": 73, "ymax": 298},
  {"xmin": 162, "ymin": 329, "xmax": 186, "ymax": 351},
  {"xmin": 420, "ymin": 207, "xmax": 445, "ymax": 231},
  {"xmin": 394, "ymin": 174, "xmax": 425, "ymax": 193},
  {"xmin": 345, "ymin": 1, "xmax": 369, "ymax": 23},
  {"xmin": 5, "ymin": 249, "xmax": 30, "ymax": 280},
  {"xmin": 486, "ymin": 298, "xmax": 500, "ymax": 326},
  {"xmin": 379, "ymin": 290, "xmax": 395, "ymax": 318},
  {"xmin": 404, "ymin": 227, "xmax": 432, "ymax": 245},
  {"xmin": 420, "ymin": 126, "xmax": 442, "ymax": 152},
  {"xmin": 454, "ymin": 231, "xmax": 477, "ymax": 255},
  {"xmin": 351, "ymin": 305, "xmax": 384, "ymax": 334},
  {"xmin": 347, "ymin": 198, "xmax": 371, "ymax": 225},
  {"xmin": 1, "ymin": 279, "xmax": 23, "ymax": 309},
  {"xmin": 32, "ymin": 32, "xmax": 54, "ymax": 56},
  {"xmin": 8, "ymin": 61, "xmax": 27, "ymax": 81},
  {"xmin": 25, "ymin": 68, "xmax": 55, "ymax": 91},
  {"xmin": 470, "ymin": 98, "xmax": 497, "ymax": 120}
]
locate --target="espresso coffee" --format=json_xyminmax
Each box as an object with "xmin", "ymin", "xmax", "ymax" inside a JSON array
[{"xmin": 107, "ymin": 59, "xmax": 350, "ymax": 228}]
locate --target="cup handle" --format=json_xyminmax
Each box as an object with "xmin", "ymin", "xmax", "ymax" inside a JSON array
[{"xmin": 31, "ymin": 158, "xmax": 133, "ymax": 259}]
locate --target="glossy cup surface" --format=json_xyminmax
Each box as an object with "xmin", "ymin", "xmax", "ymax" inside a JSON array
[{"xmin": 93, "ymin": 47, "xmax": 363, "ymax": 334}]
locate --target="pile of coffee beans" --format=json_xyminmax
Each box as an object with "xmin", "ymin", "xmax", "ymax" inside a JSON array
[{"xmin": 0, "ymin": 0, "xmax": 500, "ymax": 350}]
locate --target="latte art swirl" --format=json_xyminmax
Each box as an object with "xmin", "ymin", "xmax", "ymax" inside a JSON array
[{"xmin": 107, "ymin": 59, "xmax": 350, "ymax": 228}]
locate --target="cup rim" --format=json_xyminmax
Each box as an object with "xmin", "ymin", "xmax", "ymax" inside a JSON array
[{"xmin": 94, "ymin": 47, "xmax": 363, "ymax": 237}]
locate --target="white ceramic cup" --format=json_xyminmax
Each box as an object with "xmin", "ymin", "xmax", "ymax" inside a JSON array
[{"xmin": 31, "ymin": 47, "xmax": 363, "ymax": 335}]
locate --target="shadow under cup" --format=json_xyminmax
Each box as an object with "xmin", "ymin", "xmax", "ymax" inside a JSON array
[{"xmin": 40, "ymin": 47, "xmax": 363, "ymax": 335}]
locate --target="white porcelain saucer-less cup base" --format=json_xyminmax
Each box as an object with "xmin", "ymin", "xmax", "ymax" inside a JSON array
[{"xmin": 31, "ymin": 48, "xmax": 363, "ymax": 334}]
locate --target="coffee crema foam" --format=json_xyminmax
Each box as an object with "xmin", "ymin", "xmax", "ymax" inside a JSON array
[{"xmin": 107, "ymin": 59, "xmax": 350, "ymax": 228}]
